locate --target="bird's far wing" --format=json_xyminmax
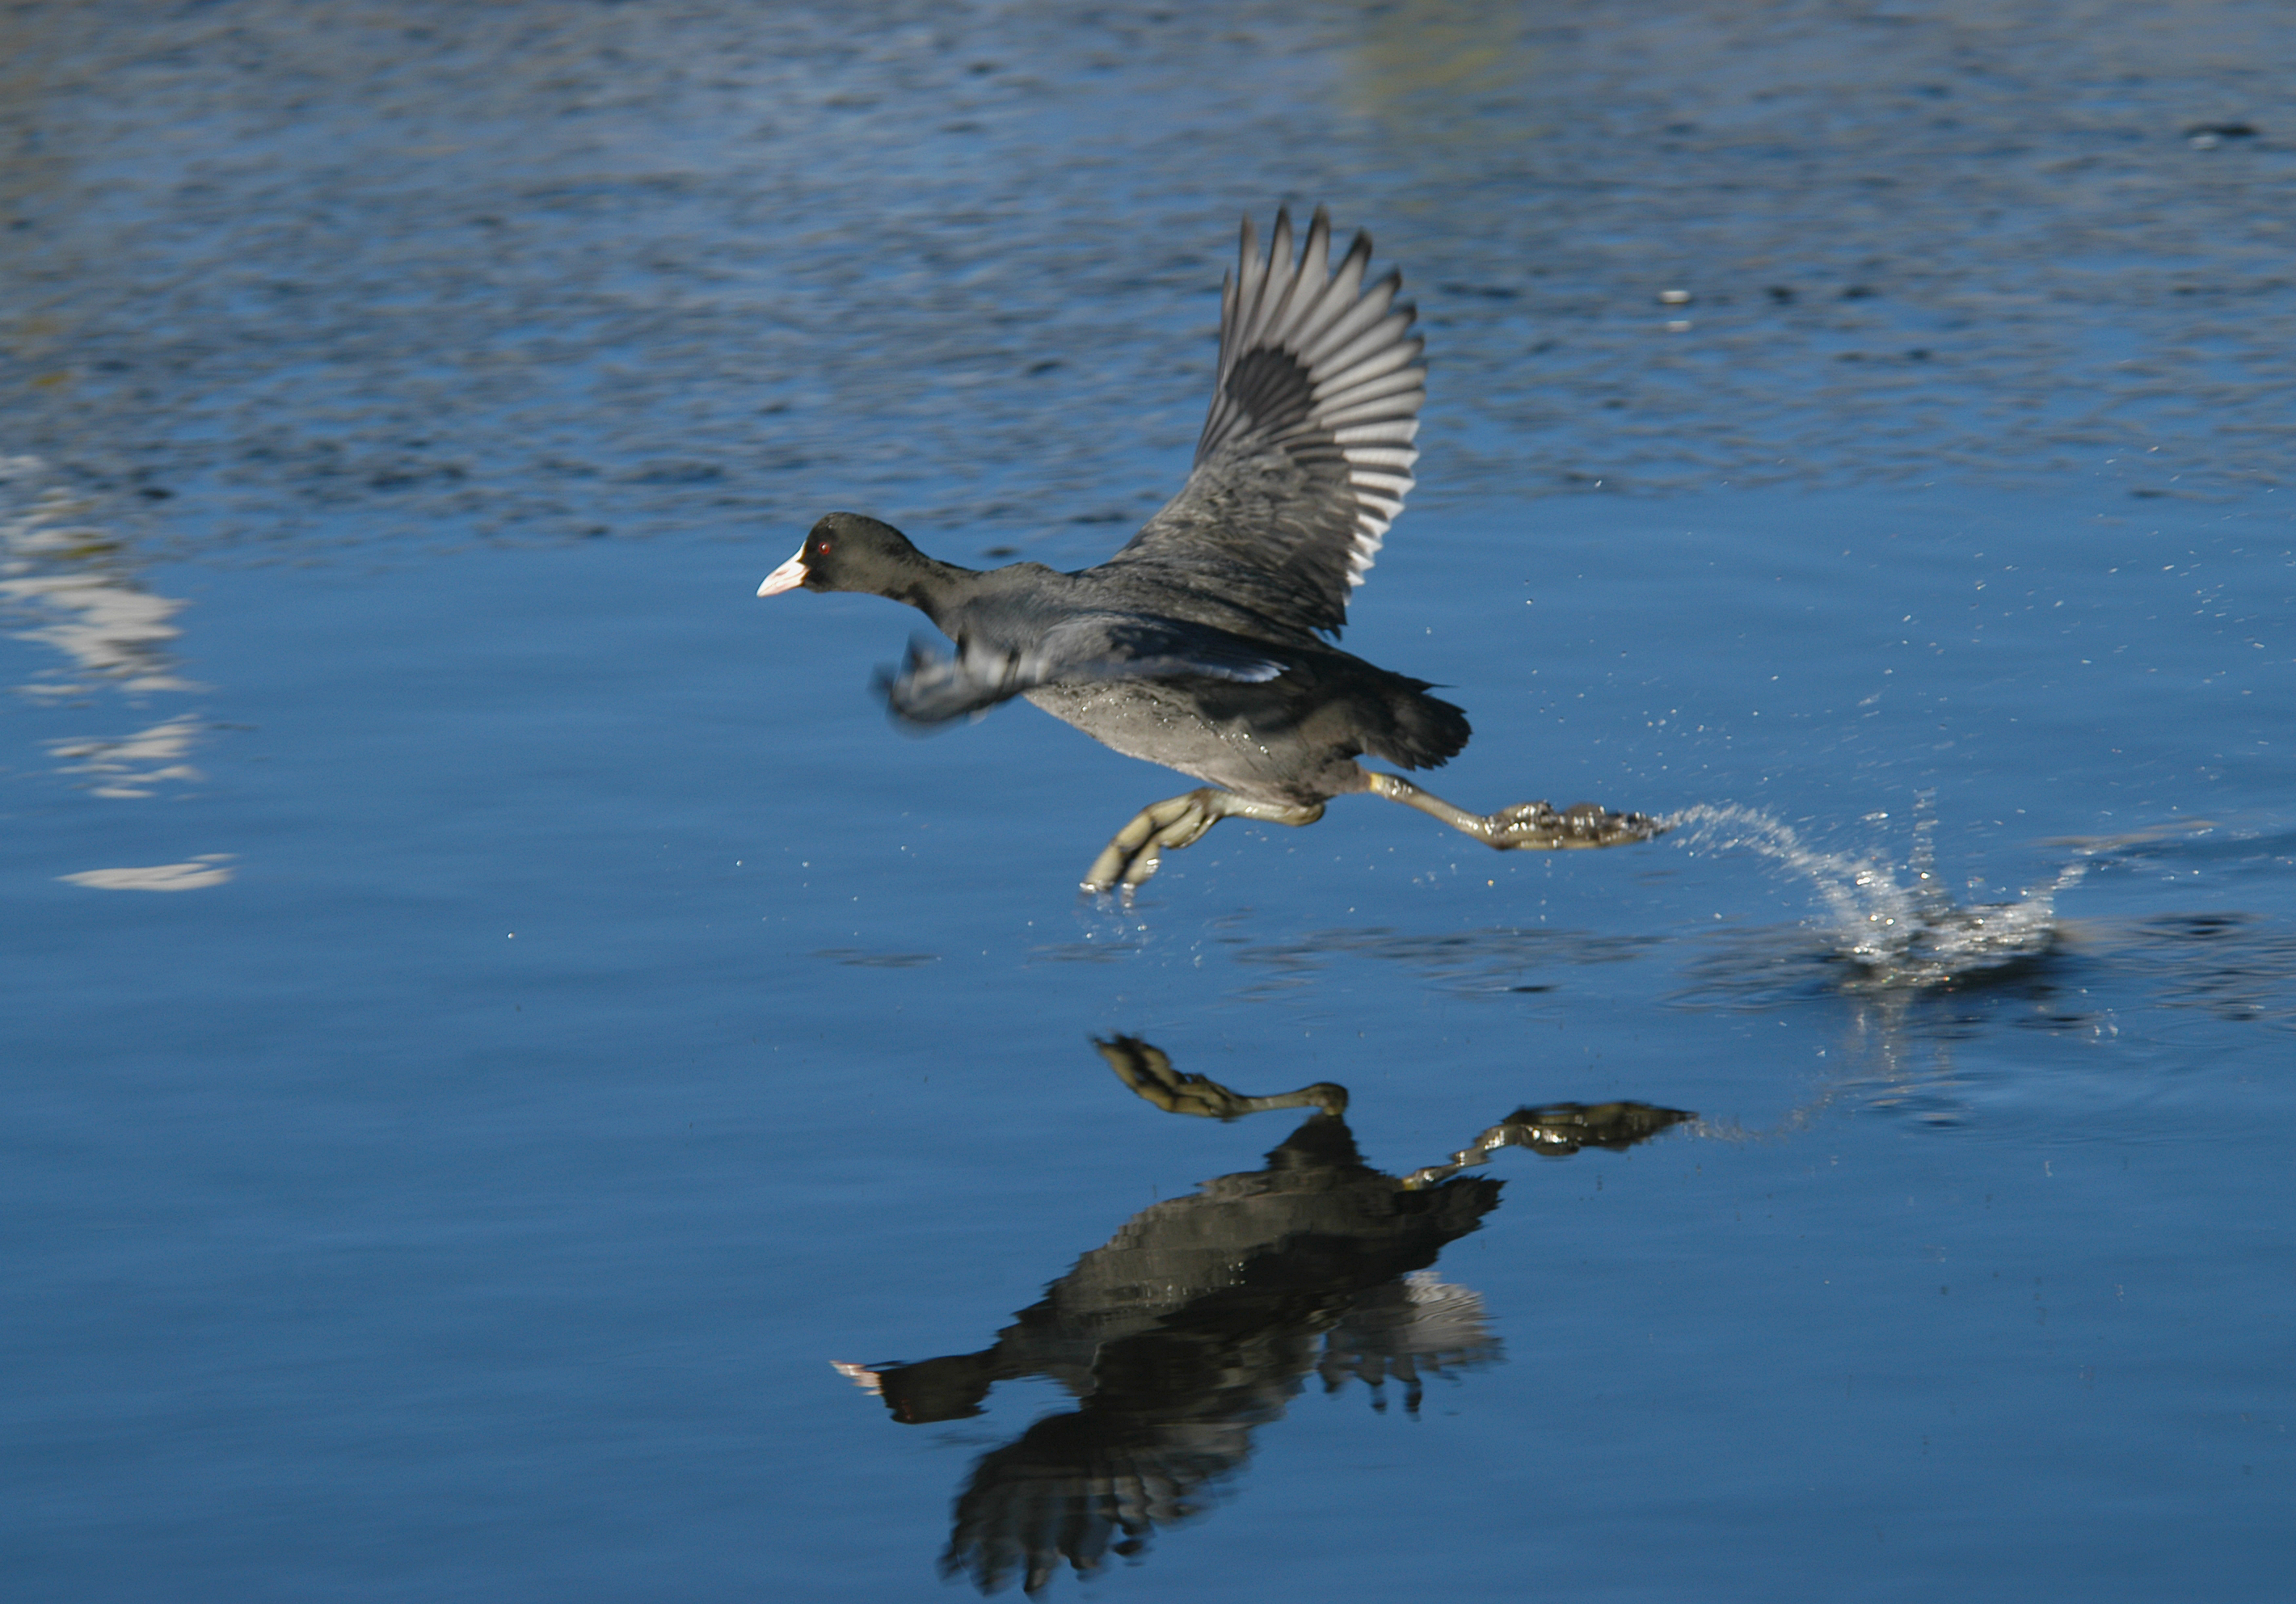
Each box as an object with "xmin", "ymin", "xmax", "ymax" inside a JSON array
[
  {"xmin": 877, "ymin": 614, "xmax": 1283, "ymax": 726},
  {"xmin": 1104, "ymin": 205, "xmax": 1424, "ymax": 639}
]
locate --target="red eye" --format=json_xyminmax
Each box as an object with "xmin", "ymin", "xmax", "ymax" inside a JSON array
[{"xmin": 817, "ymin": 539, "xmax": 832, "ymax": 554}]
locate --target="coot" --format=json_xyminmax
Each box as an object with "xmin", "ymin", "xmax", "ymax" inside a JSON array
[{"xmin": 759, "ymin": 206, "xmax": 1664, "ymax": 891}]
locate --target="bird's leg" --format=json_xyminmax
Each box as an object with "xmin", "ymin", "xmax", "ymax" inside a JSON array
[
  {"xmin": 1095, "ymin": 1036, "xmax": 1348, "ymax": 1119},
  {"xmin": 1081, "ymin": 788, "xmax": 1325, "ymax": 894},
  {"xmin": 1366, "ymin": 773, "xmax": 1667, "ymax": 851}
]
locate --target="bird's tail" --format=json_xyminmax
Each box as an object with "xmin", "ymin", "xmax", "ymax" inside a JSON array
[{"xmin": 1361, "ymin": 676, "xmax": 1471, "ymax": 770}]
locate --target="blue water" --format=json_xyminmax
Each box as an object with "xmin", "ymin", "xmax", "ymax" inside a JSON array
[{"xmin": 6, "ymin": 5, "xmax": 2294, "ymax": 1600}]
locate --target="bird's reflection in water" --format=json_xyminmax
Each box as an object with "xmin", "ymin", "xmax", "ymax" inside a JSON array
[{"xmin": 835, "ymin": 1038, "xmax": 1692, "ymax": 1595}]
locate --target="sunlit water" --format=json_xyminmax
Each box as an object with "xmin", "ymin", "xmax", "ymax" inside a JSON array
[
  {"xmin": 5, "ymin": 5, "xmax": 2294, "ymax": 1602},
  {"xmin": 1666, "ymin": 800, "xmax": 2085, "ymax": 983}
]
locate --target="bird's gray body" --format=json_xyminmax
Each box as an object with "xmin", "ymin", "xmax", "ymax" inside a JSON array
[
  {"xmin": 906, "ymin": 550, "xmax": 1465, "ymax": 810},
  {"xmin": 1022, "ymin": 674, "xmax": 1410, "ymax": 810}
]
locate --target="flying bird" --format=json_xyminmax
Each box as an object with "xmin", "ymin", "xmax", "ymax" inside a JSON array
[{"xmin": 758, "ymin": 206, "xmax": 1664, "ymax": 892}]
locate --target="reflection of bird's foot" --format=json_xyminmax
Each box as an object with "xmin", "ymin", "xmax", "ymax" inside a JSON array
[
  {"xmin": 1081, "ymin": 789, "xmax": 1325, "ymax": 895},
  {"xmin": 1484, "ymin": 800, "xmax": 1670, "ymax": 851},
  {"xmin": 1400, "ymin": 1098, "xmax": 1697, "ymax": 1188},
  {"xmin": 1096, "ymin": 1036, "xmax": 1348, "ymax": 1119}
]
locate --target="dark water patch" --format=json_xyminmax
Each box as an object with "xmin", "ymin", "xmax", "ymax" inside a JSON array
[
  {"xmin": 1226, "ymin": 923, "xmax": 1663, "ymax": 1001},
  {"xmin": 2095, "ymin": 911, "xmax": 2296, "ymax": 1031},
  {"xmin": 813, "ymin": 947, "xmax": 940, "ymax": 969}
]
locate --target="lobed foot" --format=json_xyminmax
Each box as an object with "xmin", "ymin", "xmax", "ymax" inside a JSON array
[
  {"xmin": 1367, "ymin": 773, "xmax": 1667, "ymax": 852},
  {"xmin": 1081, "ymin": 789, "xmax": 1324, "ymax": 895},
  {"xmin": 1080, "ymin": 789, "xmax": 1224, "ymax": 894},
  {"xmin": 1483, "ymin": 799, "xmax": 1670, "ymax": 851}
]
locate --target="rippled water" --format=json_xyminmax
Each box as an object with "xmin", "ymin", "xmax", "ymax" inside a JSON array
[{"xmin": 5, "ymin": 4, "xmax": 2294, "ymax": 1601}]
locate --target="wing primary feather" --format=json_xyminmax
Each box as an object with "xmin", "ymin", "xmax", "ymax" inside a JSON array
[
  {"xmin": 1123, "ymin": 204, "xmax": 1431, "ymax": 633},
  {"xmin": 1298, "ymin": 261, "xmax": 1396, "ymax": 365},
  {"xmin": 1266, "ymin": 205, "xmax": 1336, "ymax": 348},
  {"xmin": 1283, "ymin": 235, "xmax": 1367, "ymax": 355},
  {"xmin": 1337, "ymin": 443, "xmax": 1418, "ymax": 467},
  {"xmin": 1261, "ymin": 206, "xmax": 1297, "ymax": 330},
  {"xmin": 1315, "ymin": 342, "xmax": 1424, "ymax": 399},
  {"xmin": 1315, "ymin": 368, "xmax": 1424, "ymax": 411},
  {"xmin": 1238, "ymin": 206, "xmax": 1288, "ymax": 350},
  {"xmin": 1223, "ymin": 214, "xmax": 1260, "ymax": 372},
  {"xmin": 1323, "ymin": 409, "xmax": 1423, "ymax": 444},
  {"xmin": 1291, "ymin": 233, "xmax": 1376, "ymax": 350},
  {"xmin": 1314, "ymin": 312, "xmax": 1418, "ymax": 389}
]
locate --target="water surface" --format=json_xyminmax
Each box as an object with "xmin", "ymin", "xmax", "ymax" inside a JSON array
[{"xmin": 4, "ymin": 4, "xmax": 2292, "ymax": 1600}]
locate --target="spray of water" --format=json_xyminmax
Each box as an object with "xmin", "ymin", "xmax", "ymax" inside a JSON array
[{"xmin": 1664, "ymin": 799, "xmax": 2083, "ymax": 987}]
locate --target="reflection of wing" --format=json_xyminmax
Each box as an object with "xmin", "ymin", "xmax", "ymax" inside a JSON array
[
  {"xmin": 1104, "ymin": 206, "xmax": 1423, "ymax": 639},
  {"xmin": 1317, "ymin": 1270, "xmax": 1502, "ymax": 1412},
  {"xmin": 877, "ymin": 616, "xmax": 1282, "ymax": 725},
  {"xmin": 942, "ymin": 1408, "xmax": 1258, "ymax": 1596}
]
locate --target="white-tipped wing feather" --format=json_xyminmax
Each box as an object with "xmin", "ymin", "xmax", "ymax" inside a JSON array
[{"xmin": 1107, "ymin": 205, "xmax": 1424, "ymax": 638}]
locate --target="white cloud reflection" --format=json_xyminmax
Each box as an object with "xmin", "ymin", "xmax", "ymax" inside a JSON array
[
  {"xmin": 0, "ymin": 570, "xmax": 196, "ymax": 693},
  {"xmin": 48, "ymin": 714, "xmax": 206, "ymax": 798},
  {"xmin": 2, "ymin": 455, "xmax": 211, "ymax": 800},
  {"xmin": 58, "ymin": 855, "xmax": 235, "ymax": 891}
]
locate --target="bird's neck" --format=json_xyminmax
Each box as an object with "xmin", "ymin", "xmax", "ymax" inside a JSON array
[{"xmin": 883, "ymin": 554, "xmax": 985, "ymax": 630}]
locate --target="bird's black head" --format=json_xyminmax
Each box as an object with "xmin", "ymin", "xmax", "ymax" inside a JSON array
[{"xmin": 755, "ymin": 512, "xmax": 929, "ymax": 600}]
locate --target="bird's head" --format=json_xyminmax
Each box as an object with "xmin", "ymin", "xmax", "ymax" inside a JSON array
[{"xmin": 756, "ymin": 512, "xmax": 926, "ymax": 599}]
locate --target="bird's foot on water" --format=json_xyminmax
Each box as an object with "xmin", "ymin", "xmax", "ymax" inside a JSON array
[
  {"xmin": 1483, "ymin": 800, "xmax": 1670, "ymax": 850},
  {"xmin": 1081, "ymin": 789, "xmax": 1325, "ymax": 895},
  {"xmin": 1081, "ymin": 790, "xmax": 1224, "ymax": 895}
]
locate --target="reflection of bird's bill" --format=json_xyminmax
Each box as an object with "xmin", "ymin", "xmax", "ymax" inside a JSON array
[
  {"xmin": 755, "ymin": 546, "xmax": 808, "ymax": 596},
  {"xmin": 829, "ymin": 1360, "xmax": 883, "ymax": 1395}
]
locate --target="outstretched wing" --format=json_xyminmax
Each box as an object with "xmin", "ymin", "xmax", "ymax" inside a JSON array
[
  {"xmin": 1104, "ymin": 205, "xmax": 1424, "ymax": 639},
  {"xmin": 878, "ymin": 614, "xmax": 1283, "ymax": 726}
]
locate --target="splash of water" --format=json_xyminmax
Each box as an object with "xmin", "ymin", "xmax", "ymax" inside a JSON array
[{"xmin": 1665, "ymin": 800, "xmax": 2083, "ymax": 986}]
